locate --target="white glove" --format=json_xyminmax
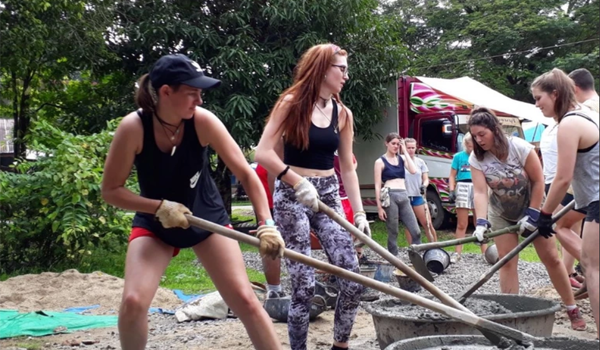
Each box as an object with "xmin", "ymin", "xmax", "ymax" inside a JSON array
[
  {"xmin": 155, "ymin": 200, "xmax": 192, "ymax": 229},
  {"xmin": 256, "ymin": 223, "xmax": 285, "ymax": 260},
  {"xmin": 472, "ymin": 218, "xmax": 491, "ymax": 245},
  {"xmin": 354, "ymin": 212, "xmax": 371, "ymax": 238},
  {"xmin": 293, "ymin": 178, "xmax": 319, "ymax": 212}
]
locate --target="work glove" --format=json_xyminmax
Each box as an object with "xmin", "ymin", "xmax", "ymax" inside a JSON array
[
  {"xmin": 449, "ymin": 191, "xmax": 456, "ymax": 202},
  {"xmin": 256, "ymin": 222, "xmax": 285, "ymax": 260},
  {"xmin": 537, "ymin": 211, "xmax": 555, "ymax": 239},
  {"xmin": 354, "ymin": 212, "xmax": 372, "ymax": 238},
  {"xmin": 294, "ymin": 178, "xmax": 319, "ymax": 212},
  {"xmin": 518, "ymin": 207, "xmax": 540, "ymax": 238},
  {"xmin": 155, "ymin": 200, "xmax": 192, "ymax": 229},
  {"xmin": 420, "ymin": 186, "xmax": 426, "ymax": 195},
  {"xmin": 472, "ymin": 218, "xmax": 491, "ymax": 245}
]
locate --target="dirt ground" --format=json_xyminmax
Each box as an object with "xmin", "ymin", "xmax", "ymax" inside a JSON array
[{"xmin": 0, "ymin": 269, "xmax": 597, "ymax": 350}]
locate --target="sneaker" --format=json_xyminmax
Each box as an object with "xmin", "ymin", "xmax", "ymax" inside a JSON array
[
  {"xmin": 266, "ymin": 290, "xmax": 285, "ymax": 299},
  {"xmin": 567, "ymin": 307, "xmax": 587, "ymax": 331},
  {"xmin": 569, "ymin": 277, "xmax": 583, "ymax": 289},
  {"xmin": 574, "ymin": 282, "xmax": 588, "ymax": 300},
  {"xmin": 450, "ymin": 253, "xmax": 461, "ymax": 264}
]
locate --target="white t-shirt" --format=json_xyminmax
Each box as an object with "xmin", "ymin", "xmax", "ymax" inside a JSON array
[
  {"xmin": 469, "ymin": 137, "xmax": 534, "ymax": 222},
  {"xmin": 405, "ymin": 157, "xmax": 429, "ymax": 196},
  {"xmin": 583, "ymin": 95, "xmax": 599, "ymax": 113},
  {"xmin": 540, "ymin": 123, "xmax": 558, "ymax": 184}
]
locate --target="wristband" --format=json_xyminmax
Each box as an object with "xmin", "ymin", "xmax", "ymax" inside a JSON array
[{"xmin": 277, "ymin": 166, "xmax": 290, "ymax": 180}]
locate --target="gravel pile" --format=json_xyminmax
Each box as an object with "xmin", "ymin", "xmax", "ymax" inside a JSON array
[{"xmin": 239, "ymin": 247, "xmax": 552, "ymax": 300}]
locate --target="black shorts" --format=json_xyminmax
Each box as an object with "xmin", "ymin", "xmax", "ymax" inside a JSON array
[
  {"xmin": 582, "ymin": 201, "xmax": 599, "ymax": 224},
  {"xmin": 544, "ymin": 183, "xmax": 587, "ymax": 215}
]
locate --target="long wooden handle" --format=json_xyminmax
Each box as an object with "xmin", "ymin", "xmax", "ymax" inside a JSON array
[
  {"xmin": 317, "ymin": 201, "xmax": 471, "ymax": 314},
  {"xmin": 409, "ymin": 224, "xmax": 520, "ymax": 252},
  {"xmin": 457, "ymin": 200, "xmax": 576, "ymax": 303},
  {"xmin": 184, "ymin": 214, "xmax": 540, "ymax": 345}
]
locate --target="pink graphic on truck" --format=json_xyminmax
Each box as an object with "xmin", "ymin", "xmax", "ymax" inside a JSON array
[{"xmin": 410, "ymin": 82, "xmax": 470, "ymax": 114}]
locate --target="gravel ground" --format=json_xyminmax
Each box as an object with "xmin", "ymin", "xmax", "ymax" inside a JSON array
[
  {"xmin": 2, "ymin": 246, "xmax": 594, "ymax": 350},
  {"xmin": 238, "ymin": 246, "xmax": 553, "ymax": 299}
]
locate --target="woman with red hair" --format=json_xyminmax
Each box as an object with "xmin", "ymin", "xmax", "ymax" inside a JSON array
[{"xmin": 256, "ymin": 43, "xmax": 368, "ymax": 350}]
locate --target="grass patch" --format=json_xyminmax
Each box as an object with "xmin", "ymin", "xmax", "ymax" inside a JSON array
[
  {"xmin": 1, "ymin": 210, "xmax": 542, "ymax": 295},
  {"xmin": 369, "ymin": 220, "xmax": 541, "ymax": 263},
  {"xmin": 232, "ymin": 200, "xmax": 252, "ymax": 206}
]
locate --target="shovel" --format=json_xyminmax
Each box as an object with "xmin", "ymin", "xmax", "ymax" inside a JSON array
[
  {"xmin": 456, "ymin": 200, "xmax": 575, "ymax": 303},
  {"xmin": 407, "ymin": 224, "xmax": 518, "ymax": 278},
  {"xmin": 318, "ymin": 201, "xmax": 456, "ymax": 305},
  {"xmin": 315, "ymin": 200, "xmax": 526, "ymax": 343},
  {"xmin": 185, "ymin": 214, "xmax": 541, "ymax": 347}
]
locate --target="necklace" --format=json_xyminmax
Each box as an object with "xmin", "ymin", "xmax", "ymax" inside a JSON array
[
  {"xmin": 155, "ymin": 113, "xmax": 184, "ymax": 156},
  {"xmin": 314, "ymin": 103, "xmax": 331, "ymax": 123}
]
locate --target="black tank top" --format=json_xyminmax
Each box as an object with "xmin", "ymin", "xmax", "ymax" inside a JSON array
[
  {"xmin": 131, "ymin": 110, "xmax": 230, "ymax": 248},
  {"xmin": 283, "ymin": 101, "xmax": 340, "ymax": 170},
  {"xmin": 381, "ymin": 155, "xmax": 405, "ymax": 182}
]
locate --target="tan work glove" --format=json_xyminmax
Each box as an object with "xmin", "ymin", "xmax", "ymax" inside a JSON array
[
  {"xmin": 155, "ymin": 200, "xmax": 192, "ymax": 229},
  {"xmin": 256, "ymin": 223, "xmax": 285, "ymax": 260}
]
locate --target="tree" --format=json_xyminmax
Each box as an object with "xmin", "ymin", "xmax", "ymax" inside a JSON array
[
  {"xmin": 0, "ymin": 0, "xmax": 115, "ymax": 158},
  {"xmin": 108, "ymin": 0, "xmax": 408, "ymax": 212},
  {"xmin": 383, "ymin": 0, "xmax": 597, "ymax": 101}
]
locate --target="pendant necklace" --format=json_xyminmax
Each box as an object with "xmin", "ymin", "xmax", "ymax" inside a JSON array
[{"xmin": 155, "ymin": 113, "xmax": 184, "ymax": 156}]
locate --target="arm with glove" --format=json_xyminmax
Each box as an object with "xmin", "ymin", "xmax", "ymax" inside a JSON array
[
  {"xmin": 338, "ymin": 109, "xmax": 371, "ymax": 239},
  {"xmin": 471, "ymin": 167, "xmax": 491, "ymax": 243}
]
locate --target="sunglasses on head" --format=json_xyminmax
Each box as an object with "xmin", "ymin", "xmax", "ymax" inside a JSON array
[{"xmin": 330, "ymin": 44, "xmax": 341, "ymax": 54}]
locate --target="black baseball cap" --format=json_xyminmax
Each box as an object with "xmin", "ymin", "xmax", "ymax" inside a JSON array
[{"xmin": 150, "ymin": 54, "xmax": 221, "ymax": 90}]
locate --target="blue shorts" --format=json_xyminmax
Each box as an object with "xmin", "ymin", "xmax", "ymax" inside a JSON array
[{"xmin": 409, "ymin": 196, "xmax": 425, "ymax": 206}]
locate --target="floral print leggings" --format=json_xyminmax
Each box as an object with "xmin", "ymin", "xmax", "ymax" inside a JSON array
[{"xmin": 274, "ymin": 175, "xmax": 364, "ymax": 350}]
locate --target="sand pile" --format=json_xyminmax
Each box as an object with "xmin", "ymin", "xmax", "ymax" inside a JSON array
[{"xmin": 0, "ymin": 269, "xmax": 182, "ymax": 314}]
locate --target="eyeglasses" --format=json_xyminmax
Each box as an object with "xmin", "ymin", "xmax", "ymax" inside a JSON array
[{"xmin": 331, "ymin": 64, "xmax": 349, "ymax": 77}]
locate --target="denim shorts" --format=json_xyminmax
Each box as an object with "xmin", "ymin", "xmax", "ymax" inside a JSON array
[
  {"xmin": 409, "ymin": 195, "xmax": 425, "ymax": 206},
  {"xmin": 544, "ymin": 183, "xmax": 587, "ymax": 214}
]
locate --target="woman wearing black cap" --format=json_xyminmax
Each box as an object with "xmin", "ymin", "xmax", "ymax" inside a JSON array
[{"xmin": 101, "ymin": 54, "xmax": 284, "ymax": 350}]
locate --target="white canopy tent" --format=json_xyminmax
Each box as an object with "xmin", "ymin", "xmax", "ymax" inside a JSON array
[{"xmin": 416, "ymin": 76, "xmax": 555, "ymax": 126}]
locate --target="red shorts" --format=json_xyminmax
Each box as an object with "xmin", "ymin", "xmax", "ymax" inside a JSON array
[
  {"xmin": 129, "ymin": 224, "xmax": 234, "ymax": 257},
  {"xmin": 341, "ymin": 197, "xmax": 354, "ymax": 224}
]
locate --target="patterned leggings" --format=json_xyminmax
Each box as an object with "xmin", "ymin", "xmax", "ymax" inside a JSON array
[{"xmin": 274, "ymin": 175, "xmax": 364, "ymax": 350}]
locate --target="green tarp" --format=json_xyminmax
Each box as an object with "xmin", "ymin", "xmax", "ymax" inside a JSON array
[{"xmin": 0, "ymin": 309, "xmax": 117, "ymax": 339}]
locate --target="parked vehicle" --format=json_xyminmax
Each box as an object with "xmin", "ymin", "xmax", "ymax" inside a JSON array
[{"xmin": 355, "ymin": 76, "xmax": 550, "ymax": 229}]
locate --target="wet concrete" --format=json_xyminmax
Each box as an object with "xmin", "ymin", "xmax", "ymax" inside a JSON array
[
  {"xmin": 378, "ymin": 297, "xmax": 511, "ymax": 320},
  {"xmin": 385, "ymin": 335, "xmax": 599, "ymax": 350}
]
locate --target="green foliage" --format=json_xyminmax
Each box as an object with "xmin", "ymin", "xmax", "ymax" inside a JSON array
[
  {"xmin": 0, "ymin": 0, "xmax": 116, "ymax": 156},
  {"xmin": 383, "ymin": 0, "xmax": 598, "ymax": 101},
  {"xmin": 0, "ymin": 119, "xmax": 136, "ymax": 274},
  {"xmin": 36, "ymin": 71, "xmax": 135, "ymax": 135},
  {"xmin": 110, "ymin": 0, "xmax": 408, "ymax": 146}
]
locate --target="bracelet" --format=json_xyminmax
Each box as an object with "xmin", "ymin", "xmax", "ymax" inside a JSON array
[
  {"xmin": 277, "ymin": 165, "xmax": 290, "ymax": 180},
  {"xmin": 354, "ymin": 210, "xmax": 366, "ymax": 217}
]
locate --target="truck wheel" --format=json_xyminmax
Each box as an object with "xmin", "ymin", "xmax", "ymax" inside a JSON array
[{"xmin": 426, "ymin": 189, "xmax": 449, "ymax": 230}]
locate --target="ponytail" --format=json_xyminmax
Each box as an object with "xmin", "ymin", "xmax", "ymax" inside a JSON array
[
  {"xmin": 134, "ymin": 74, "xmax": 157, "ymax": 114},
  {"xmin": 531, "ymin": 68, "xmax": 577, "ymax": 123}
]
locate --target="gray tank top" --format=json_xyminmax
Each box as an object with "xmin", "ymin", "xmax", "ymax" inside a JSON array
[{"xmin": 564, "ymin": 111, "xmax": 599, "ymax": 209}]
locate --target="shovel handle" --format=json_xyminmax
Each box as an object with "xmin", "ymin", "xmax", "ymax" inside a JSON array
[
  {"xmin": 409, "ymin": 224, "xmax": 520, "ymax": 252},
  {"xmin": 317, "ymin": 201, "xmax": 471, "ymax": 314},
  {"xmin": 456, "ymin": 200, "xmax": 575, "ymax": 303},
  {"xmin": 184, "ymin": 214, "xmax": 540, "ymax": 345}
]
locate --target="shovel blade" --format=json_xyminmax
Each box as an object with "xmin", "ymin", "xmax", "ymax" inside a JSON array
[{"xmin": 408, "ymin": 249, "xmax": 435, "ymax": 282}]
